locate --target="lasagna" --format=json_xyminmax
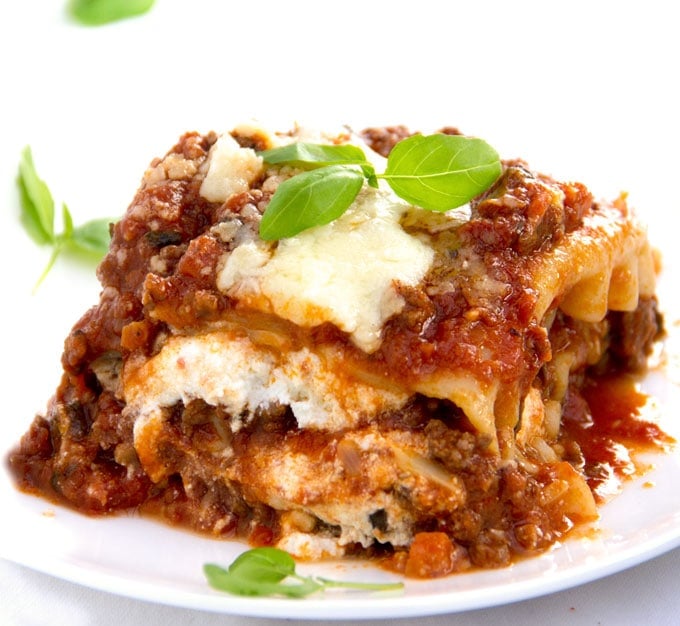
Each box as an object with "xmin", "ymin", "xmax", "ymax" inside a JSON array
[{"xmin": 8, "ymin": 123, "xmax": 667, "ymax": 578}]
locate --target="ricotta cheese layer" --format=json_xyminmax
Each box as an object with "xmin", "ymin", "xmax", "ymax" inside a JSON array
[{"xmin": 125, "ymin": 329, "xmax": 408, "ymax": 433}]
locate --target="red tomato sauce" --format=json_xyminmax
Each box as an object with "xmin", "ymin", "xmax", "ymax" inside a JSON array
[{"xmin": 561, "ymin": 375, "xmax": 673, "ymax": 501}]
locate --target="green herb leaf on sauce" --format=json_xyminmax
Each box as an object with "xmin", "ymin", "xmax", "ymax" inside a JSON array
[
  {"xmin": 204, "ymin": 547, "xmax": 404, "ymax": 598},
  {"xmin": 17, "ymin": 146, "xmax": 114, "ymax": 290},
  {"xmin": 259, "ymin": 143, "xmax": 369, "ymax": 170},
  {"xmin": 259, "ymin": 165, "xmax": 365, "ymax": 241},
  {"xmin": 258, "ymin": 133, "xmax": 501, "ymax": 240},
  {"xmin": 382, "ymin": 134, "xmax": 502, "ymax": 212},
  {"xmin": 260, "ymin": 142, "xmax": 379, "ymax": 190},
  {"xmin": 68, "ymin": 0, "xmax": 155, "ymax": 26}
]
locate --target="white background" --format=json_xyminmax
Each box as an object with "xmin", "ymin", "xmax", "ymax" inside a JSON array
[{"xmin": 1, "ymin": 1, "xmax": 679, "ymax": 624}]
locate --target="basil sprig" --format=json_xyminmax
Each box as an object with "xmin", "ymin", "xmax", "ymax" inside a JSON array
[
  {"xmin": 204, "ymin": 547, "xmax": 403, "ymax": 598},
  {"xmin": 259, "ymin": 165, "xmax": 365, "ymax": 241},
  {"xmin": 383, "ymin": 134, "xmax": 501, "ymax": 210},
  {"xmin": 68, "ymin": 0, "xmax": 155, "ymax": 25},
  {"xmin": 258, "ymin": 133, "xmax": 501, "ymax": 240},
  {"xmin": 18, "ymin": 147, "xmax": 114, "ymax": 289}
]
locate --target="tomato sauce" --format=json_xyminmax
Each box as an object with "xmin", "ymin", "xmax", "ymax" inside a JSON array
[{"xmin": 561, "ymin": 375, "xmax": 673, "ymax": 501}]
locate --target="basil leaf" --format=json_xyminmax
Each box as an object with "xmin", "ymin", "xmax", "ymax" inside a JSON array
[
  {"xmin": 317, "ymin": 577, "xmax": 405, "ymax": 592},
  {"xmin": 255, "ymin": 132, "xmax": 502, "ymax": 240},
  {"xmin": 361, "ymin": 163, "xmax": 379, "ymax": 189},
  {"xmin": 205, "ymin": 563, "xmax": 284, "ymax": 597},
  {"xmin": 259, "ymin": 165, "xmax": 364, "ymax": 241},
  {"xmin": 260, "ymin": 143, "xmax": 368, "ymax": 169},
  {"xmin": 204, "ymin": 563, "xmax": 322, "ymax": 598},
  {"xmin": 228, "ymin": 547, "xmax": 296, "ymax": 583},
  {"xmin": 69, "ymin": 218, "xmax": 113, "ymax": 254},
  {"xmin": 69, "ymin": 0, "xmax": 155, "ymax": 25},
  {"xmin": 383, "ymin": 134, "xmax": 501, "ymax": 212},
  {"xmin": 204, "ymin": 548, "xmax": 404, "ymax": 599},
  {"xmin": 18, "ymin": 146, "xmax": 55, "ymax": 245},
  {"xmin": 17, "ymin": 147, "xmax": 115, "ymax": 289},
  {"xmin": 204, "ymin": 563, "xmax": 251, "ymax": 595},
  {"xmin": 260, "ymin": 143, "xmax": 378, "ymax": 188},
  {"xmin": 61, "ymin": 203, "xmax": 74, "ymax": 240}
]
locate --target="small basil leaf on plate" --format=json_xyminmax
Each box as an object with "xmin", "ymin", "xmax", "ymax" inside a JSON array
[
  {"xmin": 204, "ymin": 560, "xmax": 322, "ymax": 598},
  {"xmin": 227, "ymin": 546, "xmax": 296, "ymax": 583},
  {"xmin": 204, "ymin": 548, "xmax": 403, "ymax": 599}
]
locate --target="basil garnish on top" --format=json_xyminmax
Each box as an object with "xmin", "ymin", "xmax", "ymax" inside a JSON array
[
  {"xmin": 259, "ymin": 165, "xmax": 365, "ymax": 241},
  {"xmin": 382, "ymin": 134, "xmax": 502, "ymax": 212},
  {"xmin": 257, "ymin": 133, "xmax": 501, "ymax": 241}
]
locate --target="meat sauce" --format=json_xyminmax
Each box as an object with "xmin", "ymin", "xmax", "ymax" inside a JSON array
[
  {"xmin": 562, "ymin": 375, "xmax": 673, "ymax": 501},
  {"xmin": 384, "ymin": 374, "xmax": 672, "ymax": 579}
]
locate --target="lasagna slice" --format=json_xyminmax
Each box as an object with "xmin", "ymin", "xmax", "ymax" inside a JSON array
[{"xmin": 8, "ymin": 123, "xmax": 666, "ymax": 578}]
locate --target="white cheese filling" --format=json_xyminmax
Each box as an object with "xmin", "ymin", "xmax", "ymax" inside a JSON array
[{"xmin": 126, "ymin": 330, "xmax": 408, "ymax": 434}]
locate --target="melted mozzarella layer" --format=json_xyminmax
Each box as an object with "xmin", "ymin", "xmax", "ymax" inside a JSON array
[{"xmin": 218, "ymin": 185, "xmax": 435, "ymax": 352}]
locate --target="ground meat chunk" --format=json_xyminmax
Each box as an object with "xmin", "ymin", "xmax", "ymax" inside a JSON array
[
  {"xmin": 606, "ymin": 297, "xmax": 664, "ymax": 371},
  {"xmin": 463, "ymin": 164, "xmax": 594, "ymax": 256},
  {"xmin": 360, "ymin": 125, "xmax": 413, "ymax": 157},
  {"xmin": 403, "ymin": 532, "xmax": 470, "ymax": 578}
]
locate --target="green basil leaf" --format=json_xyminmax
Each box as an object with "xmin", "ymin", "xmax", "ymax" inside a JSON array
[
  {"xmin": 61, "ymin": 203, "xmax": 74, "ymax": 240},
  {"xmin": 204, "ymin": 563, "xmax": 279, "ymax": 597},
  {"xmin": 259, "ymin": 165, "xmax": 364, "ymax": 241},
  {"xmin": 18, "ymin": 146, "xmax": 55, "ymax": 245},
  {"xmin": 259, "ymin": 143, "xmax": 368, "ymax": 170},
  {"xmin": 316, "ymin": 577, "xmax": 405, "ymax": 592},
  {"xmin": 227, "ymin": 547, "xmax": 296, "ymax": 583},
  {"xmin": 361, "ymin": 163, "xmax": 379, "ymax": 189},
  {"xmin": 204, "ymin": 563, "xmax": 245, "ymax": 594},
  {"xmin": 204, "ymin": 563, "xmax": 322, "ymax": 598},
  {"xmin": 269, "ymin": 578, "xmax": 324, "ymax": 598},
  {"xmin": 204, "ymin": 548, "xmax": 404, "ymax": 599},
  {"xmin": 69, "ymin": 0, "xmax": 155, "ymax": 25},
  {"xmin": 69, "ymin": 217, "xmax": 113, "ymax": 254},
  {"xmin": 17, "ymin": 147, "xmax": 115, "ymax": 289},
  {"xmin": 383, "ymin": 134, "xmax": 501, "ymax": 212}
]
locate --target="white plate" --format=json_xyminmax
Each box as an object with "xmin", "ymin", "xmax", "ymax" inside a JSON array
[
  {"xmin": 2, "ymin": 148, "xmax": 680, "ymax": 622},
  {"xmin": 1, "ymin": 0, "xmax": 680, "ymax": 620},
  {"xmin": 1, "ymin": 355, "xmax": 680, "ymax": 620}
]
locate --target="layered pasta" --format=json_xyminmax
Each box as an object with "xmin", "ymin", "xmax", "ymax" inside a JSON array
[{"xmin": 8, "ymin": 123, "xmax": 665, "ymax": 577}]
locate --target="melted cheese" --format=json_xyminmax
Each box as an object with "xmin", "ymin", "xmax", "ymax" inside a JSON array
[
  {"xmin": 218, "ymin": 185, "xmax": 435, "ymax": 352},
  {"xmin": 199, "ymin": 133, "xmax": 262, "ymax": 203}
]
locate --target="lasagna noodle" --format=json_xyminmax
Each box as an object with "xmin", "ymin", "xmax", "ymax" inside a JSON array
[{"xmin": 529, "ymin": 203, "xmax": 654, "ymax": 322}]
